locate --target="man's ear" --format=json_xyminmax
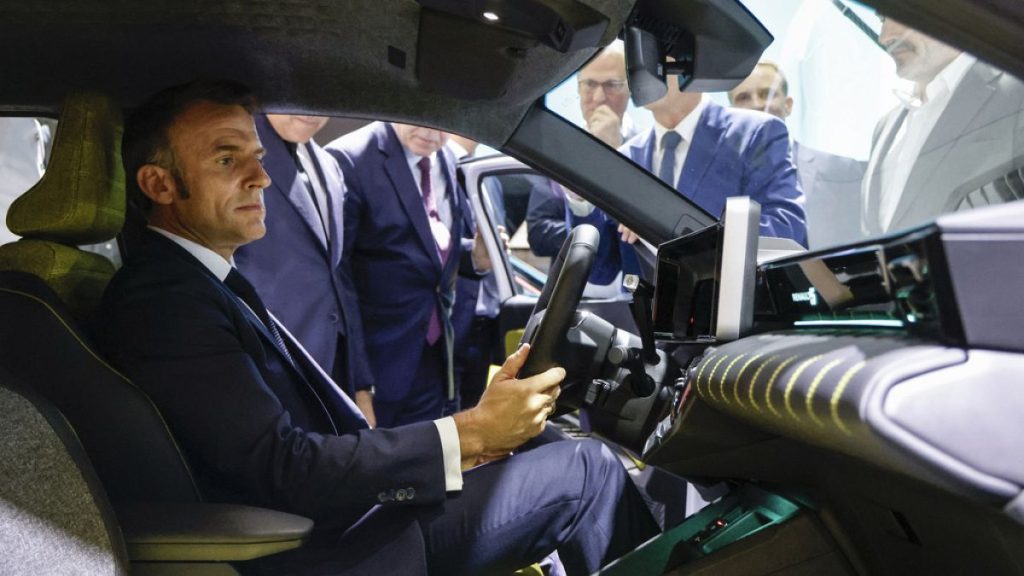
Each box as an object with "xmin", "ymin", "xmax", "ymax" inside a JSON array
[
  {"xmin": 783, "ymin": 96, "xmax": 794, "ymax": 119},
  {"xmin": 137, "ymin": 164, "xmax": 177, "ymax": 206}
]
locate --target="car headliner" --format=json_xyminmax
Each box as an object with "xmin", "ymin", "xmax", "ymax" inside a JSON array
[
  {"xmin": 0, "ymin": 0, "xmax": 629, "ymax": 149},
  {"xmin": 1, "ymin": 0, "xmax": 1023, "ymax": 153}
]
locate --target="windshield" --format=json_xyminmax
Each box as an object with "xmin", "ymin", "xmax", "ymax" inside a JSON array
[{"xmin": 544, "ymin": 0, "xmax": 1024, "ymax": 252}]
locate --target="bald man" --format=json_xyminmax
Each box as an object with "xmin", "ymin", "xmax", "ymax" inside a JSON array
[{"xmin": 729, "ymin": 61, "xmax": 865, "ymax": 248}]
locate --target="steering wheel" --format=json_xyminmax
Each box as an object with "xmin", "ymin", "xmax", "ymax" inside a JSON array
[{"xmin": 517, "ymin": 224, "xmax": 600, "ymax": 386}]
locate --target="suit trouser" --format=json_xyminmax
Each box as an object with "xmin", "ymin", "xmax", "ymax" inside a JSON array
[
  {"xmin": 240, "ymin": 439, "xmax": 659, "ymax": 576},
  {"xmin": 374, "ymin": 340, "xmax": 447, "ymax": 427},
  {"xmin": 453, "ymin": 315, "xmax": 500, "ymax": 410},
  {"xmin": 418, "ymin": 438, "xmax": 659, "ymax": 575}
]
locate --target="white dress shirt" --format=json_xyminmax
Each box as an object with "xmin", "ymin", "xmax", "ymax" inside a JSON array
[
  {"xmin": 149, "ymin": 226, "xmax": 466, "ymax": 491},
  {"xmin": 651, "ymin": 94, "xmax": 709, "ymax": 188},
  {"xmin": 876, "ymin": 53, "xmax": 976, "ymax": 231}
]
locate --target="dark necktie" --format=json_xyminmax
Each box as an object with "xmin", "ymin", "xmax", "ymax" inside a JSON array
[
  {"xmin": 658, "ymin": 131, "xmax": 683, "ymax": 187},
  {"xmin": 224, "ymin": 268, "xmax": 296, "ymax": 366},
  {"xmin": 417, "ymin": 156, "xmax": 449, "ymax": 345}
]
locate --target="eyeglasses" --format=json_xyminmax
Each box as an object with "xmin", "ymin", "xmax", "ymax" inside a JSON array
[{"xmin": 578, "ymin": 79, "xmax": 629, "ymax": 96}]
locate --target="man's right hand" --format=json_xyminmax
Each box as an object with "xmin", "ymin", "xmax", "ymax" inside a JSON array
[
  {"xmin": 587, "ymin": 104, "xmax": 624, "ymax": 148},
  {"xmin": 452, "ymin": 344, "xmax": 564, "ymax": 469}
]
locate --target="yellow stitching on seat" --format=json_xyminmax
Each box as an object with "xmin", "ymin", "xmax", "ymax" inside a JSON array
[
  {"xmin": 704, "ymin": 354, "xmax": 729, "ymax": 402},
  {"xmin": 830, "ymin": 361, "xmax": 867, "ymax": 435},
  {"xmin": 806, "ymin": 358, "xmax": 845, "ymax": 426},
  {"xmin": 747, "ymin": 355, "xmax": 778, "ymax": 412},
  {"xmin": 0, "ymin": 285, "xmax": 202, "ymax": 497},
  {"xmin": 764, "ymin": 356, "xmax": 798, "ymax": 417},
  {"xmin": 783, "ymin": 355, "xmax": 823, "ymax": 420},
  {"xmin": 732, "ymin": 353, "xmax": 762, "ymax": 408},
  {"xmin": 717, "ymin": 353, "xmax": 746, "ymax": 405}
]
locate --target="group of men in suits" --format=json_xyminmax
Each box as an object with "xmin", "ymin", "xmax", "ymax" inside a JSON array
[
  {"xmin": 100, "ymin": 80, "xmax": 658, "ymax": 575},
  {"xmin": 233, "ymin": 104, "xmax": 497, "ymax": 428},
  {"xmin": 528, "ymin": 15, "xmax": 1024, "ymax": 288},
  {"xmin": 527, "ymin": 42, "xmax": 808, "ymax": 288}
]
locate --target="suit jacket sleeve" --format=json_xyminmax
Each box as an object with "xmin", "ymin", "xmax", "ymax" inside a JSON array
[
  {"xmin": 101, "ymin": 266, "xmax": 446, "ymax": 523},
  {"xmin": 526, "ymin": 177, "xmax": 568, "ymax": 257},
  {"xmin": 742, "ymin": 118, "xmax": 808, "ymax": 247}
]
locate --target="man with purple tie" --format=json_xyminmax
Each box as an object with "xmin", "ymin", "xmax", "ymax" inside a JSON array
[{"xmin": 327, "ymin": 122, "xmax": 493, "ymax": 427}]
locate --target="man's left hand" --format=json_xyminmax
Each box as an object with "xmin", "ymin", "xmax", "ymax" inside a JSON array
[
  {"xmin": 617, "ymin": 223, "xmax": 639, "ymax": 244},
  {"xmin": 471, "ymin": 231, "xmax": 493, "ymax": 272},
  {"xmin": 354, "ymin": 390, "xmax": 376, "ymax": 427}
]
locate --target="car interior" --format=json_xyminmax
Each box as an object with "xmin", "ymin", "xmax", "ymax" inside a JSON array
[{"xmin": 1, "ymin": 0, "xmax": 1023, "ymax": 575}]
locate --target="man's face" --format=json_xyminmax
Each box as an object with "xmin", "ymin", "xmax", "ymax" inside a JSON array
[
  {"xmin": 879, "ymin": 18, "xmax": 961, "ymax": 85},
  {"xmin": 393, "ymin": 123, "xmax": 449, "ymax": 157},
  {"xmin": 577, "ymin": 51, "xmax": 630, "ymax": 121},
  {"xmin": 266, "ymin": 114, "xmax": 329, "ymax": 144},
  {"xmin": 728, "ymin": 65, "xmax": 792, "ymax": 120},
  {"xmin": 162, "ymin": 101, "xmax": 270, "ymax": 255}
]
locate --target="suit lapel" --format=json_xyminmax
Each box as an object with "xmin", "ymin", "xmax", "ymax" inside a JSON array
[
  {"xmin": 256, "ymin": 116, "xmax": 330, "ymax": 253},
  {"xmin": 862, "ymin": 107, "xmax": 907, "ymax": 235},
  {"xmin": 272, "ymin": 316, "xmax": 369, "ymax": 431},
  {"xmin": 311, "ymin": 141, "xmax": 345, "ymax": 270},
  {"xmin": 379, "ymin": 124, "xmax": 444, "ymax": 271},
  {"xmin": 679, "ymin": 104, "xmax": 723, "ymax": 204},
  {"xmin": 630, "ymin": 130, "xmax": 655, "ymax": 171},
  {"xmin": 890, "ymin": 62, "xmax": 1000, "ymax": 229}
]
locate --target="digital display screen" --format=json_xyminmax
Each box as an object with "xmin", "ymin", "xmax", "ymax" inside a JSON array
[{"xmin": 653, "ymin": 224, "xmax": 723, "ymax": 341}]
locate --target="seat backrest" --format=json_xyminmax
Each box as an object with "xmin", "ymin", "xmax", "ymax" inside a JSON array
[
  {"xmin": 0, "ymin": 270, "xmax": 201, "ymax": 503},
  {"xmin": 0, "ymin": 371, "xmax": 129, "ymax": 575},
  {"xmin": 0, "ymin": 91, "xmax": 124, "ymax": 321},
  {"xmin": 0, "ymin": 92, "xmax": 201, "ymax": 505}
]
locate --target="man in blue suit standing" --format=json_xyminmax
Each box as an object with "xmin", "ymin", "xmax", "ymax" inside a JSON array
[
  {"xmin": 328, "ymin": 123, "xmax": 491, "ymax": 427},
  {"xmin": 234, "ymin": 114, "xmax": 376, "ymax": 424},
  {"xmin": 619, "ymin": 70, "xmax": 807, "ymax": 246}
]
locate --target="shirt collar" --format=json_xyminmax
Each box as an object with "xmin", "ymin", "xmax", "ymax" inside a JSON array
[
  {"xmin": 149, "ymin": 226, "xmax": 235, "ymax": 281},
  {"xmin": 897, "ymin": 52, "xmax": 976, "ymax": 108},
  {"xmin": 653, "ymin": 93, "xmax": 708, "ymax": 148},
  {"xmin": 404, "ymin": 146, "xmax": 438, "ymax": 173}
]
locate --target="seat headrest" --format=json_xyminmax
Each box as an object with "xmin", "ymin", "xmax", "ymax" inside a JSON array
[{"xmin": 7, "ymin": 92, "xmax": 125, "ymax": 245}]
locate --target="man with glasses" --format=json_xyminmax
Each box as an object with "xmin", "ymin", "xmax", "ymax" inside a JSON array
[{"xmin": 526, "ymin": 42, "xmax": 644, "ymax": 289}]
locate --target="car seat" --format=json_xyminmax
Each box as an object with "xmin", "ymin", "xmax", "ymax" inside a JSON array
[{"xmin": 0, "ymin": 372, "xmax": 129, "ymax": 576}]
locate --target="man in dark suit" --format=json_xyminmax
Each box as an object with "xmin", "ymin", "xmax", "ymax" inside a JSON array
[
  {"xmin": 234, "ymin": 114, "xmax": 375, "ymax": 424},
  {"xmin": 101, "ymin": 80, "xmax": 658, "ymax": 576},
  {"xmin": 327, "ymin": 123, "xmax": 490, "ymax": 427}
]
